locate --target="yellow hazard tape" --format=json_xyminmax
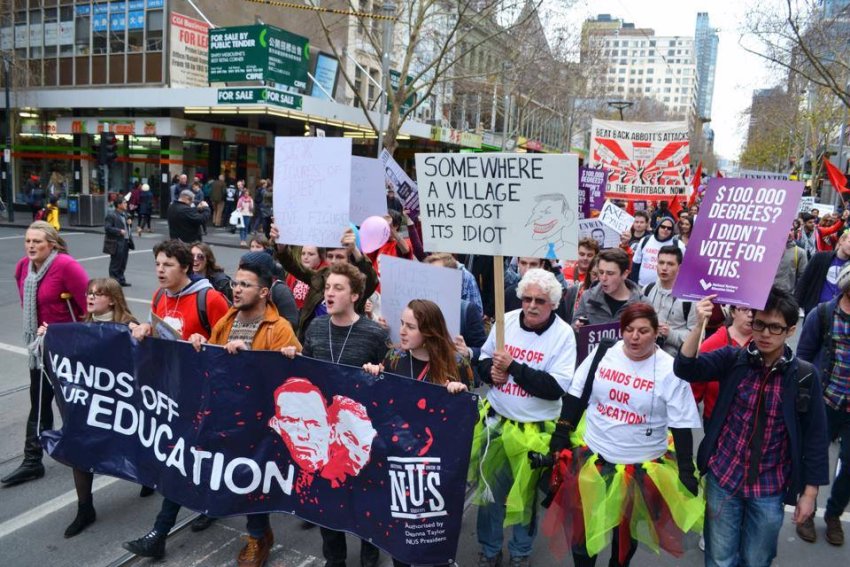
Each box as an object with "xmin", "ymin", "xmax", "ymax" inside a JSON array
[{"xmin": 241, "ymin": 0, "xmax": 398, "ymax": 21}]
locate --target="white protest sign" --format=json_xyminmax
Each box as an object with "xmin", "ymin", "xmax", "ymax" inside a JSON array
[
  {"xmin": 378, "ymin": 255, "xmax": 462, "ymax": 343},
  {"xmin": 350, "ymin": 156, "xmax": 387, "ymax": 224},
  {"xmin": 381, "ymin": 149, "xmax": 420, "ymax": 220},
  {"xmin": 274, "ymin": 137, "xmax": 352, "ymax": 248},
  {"xmin": 597, "ymin": 200, "xmax": 635, "ymax": 234},
  {"xmin": 814, "ymin": 203, "xmax": 835, "ymax": 216},
  {"xmin": 579, "ymin": 218, "xmax": 620, "ymax": 249},
  {"xmin": 798, "ymin": 196, "xmax": 815, "ymax": 213},
  {"xmin": 415, "ymin": 153, "xmax": 579, "ymax": 260}
]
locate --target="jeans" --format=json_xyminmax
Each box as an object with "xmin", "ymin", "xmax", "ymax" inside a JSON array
[
  {"xmin": 704, "ymin": 473, "xmax": 784, "ymax": 567},
  {"xmin": 153, "ymin": 498, "xmax": 181, "ymax": 534},
  {"xmin": 476, "ymin": 454, "xmax": 538, "ymax": 559},
  {"xmin": 320, "ymin": 527, "xmax": 379, "ymax": 566},
  {"xmin": 826, "ymin": 405, "xmax": 850, "ymax": 518},
  {"xmin": 246, "ymin": 513, "xmax": 270, "ymax": 538},
  {"xmin": 239, "ymin": 221, "xmax": 250, "ymax": 242}
]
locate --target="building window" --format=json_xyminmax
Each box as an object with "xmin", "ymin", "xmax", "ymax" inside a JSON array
[{"xmin": 146, "ymin": 10, "xmax": 164, "ymax": 51}]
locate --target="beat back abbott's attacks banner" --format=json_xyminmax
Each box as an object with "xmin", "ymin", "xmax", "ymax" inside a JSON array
[
  {"xmin": 415, "ymin": 153, "xmax": 579, "ymax": 260},
  {"xmin": 40, "ymin": 324, "xmax": 477, "ymax": 565},
  {"xmin": 673, "ymin": 178, "xmax": 803, "ymax": 309}
]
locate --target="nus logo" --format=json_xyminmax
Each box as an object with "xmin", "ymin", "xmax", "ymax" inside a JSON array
[{"xmin": 388, "ymin": 457, "xmax": 446, "ymax": 519}]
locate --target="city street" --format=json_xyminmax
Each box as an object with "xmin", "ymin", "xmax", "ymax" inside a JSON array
[{"xmin": 0, "ymin": 224, "xmax": 845, "ymax": 566}]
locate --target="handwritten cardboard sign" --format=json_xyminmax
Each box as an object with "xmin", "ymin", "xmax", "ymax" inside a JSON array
[
  {"xmin": 350, "ymin": 156, "xmax": 387, "ymax": 224},
  {"xmin": 274, "ymin": 137, "xmax": 352, "ymax": 248},
  {"xmin": 415, "ymin": 153, "xmax": 579, "ymax": 259},
  {"xmin": 598, "ymin": 200, "xmax": 635, "ymax": 234},
  {"xmin": 378, "ymin": 255, "xmax": 462, "ymax": 343}
]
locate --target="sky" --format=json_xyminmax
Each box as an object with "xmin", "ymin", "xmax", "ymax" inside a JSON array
[{"xmin": 566, "ymin": 0, "xmax": 772, "ymax": 161}]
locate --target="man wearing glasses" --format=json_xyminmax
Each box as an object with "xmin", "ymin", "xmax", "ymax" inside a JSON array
[
  {"xmin": 675, "ymin": 286, "xmax": 830, "ymax": 567},
  {"xmin": 630, "ymin": 218, "xmax": 686, "ymax": 287},
  {"xmin": 474, "ymin": 268, "xmax": 575, "ymax": 567}
]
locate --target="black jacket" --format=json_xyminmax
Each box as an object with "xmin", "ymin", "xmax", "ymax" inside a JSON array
[
  {"xmin": 167, "ymin": 201, "xmax": 210, "ymax": 243},
  {"xmin": 103, "ymin": 209, "xmax": 133, "ymax": 254},
  {"xmin": 794, "ymin": 250, "xmax": 839, "ymax": 314},
  {"xmin": 674, "ymin": 347, "xmax": 830, "ymax": 505}
]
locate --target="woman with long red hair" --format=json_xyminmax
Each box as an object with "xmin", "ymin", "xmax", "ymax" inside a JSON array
[{"xmin": 363, "ymin": 299, "xmax": 471, "ymax": 392}]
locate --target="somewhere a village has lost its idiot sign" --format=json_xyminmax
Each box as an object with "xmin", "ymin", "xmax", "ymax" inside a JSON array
[{"xmin": 415, "ymin": 153, "xmax": 579, "ymax": 260}]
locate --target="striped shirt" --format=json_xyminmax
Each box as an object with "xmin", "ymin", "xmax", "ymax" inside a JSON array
[
  {"xmin": 827, "ymin": 307, "xmax": 850, "ymax": 412},
  {"xmin": 708, "ymin": 366, "xmax": 790, "ymax": 497}
]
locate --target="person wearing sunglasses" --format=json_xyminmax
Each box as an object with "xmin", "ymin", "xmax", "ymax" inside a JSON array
[
  {"xmin": 630, "ymin": 217, "xmax": 686, "ymax": 288},
  {"xmin": 675, "ymin": 286, "xmax": 830, "ymax": 567},
  {"xmin": 472, "ymin": 268, "xmax": 576, "ymax": 567}
]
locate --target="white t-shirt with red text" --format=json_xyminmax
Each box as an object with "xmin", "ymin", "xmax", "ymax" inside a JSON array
[
  {"xmin": 481, "ymin": 310, "xmax": 576, "ymax": 422},
  {"xmin": 568, "ymin": 341, "xmax": 701, "ymax": 464},
  {"xmin": 633, "ymin": 235, "xmax": 686, "ymax": 287}
]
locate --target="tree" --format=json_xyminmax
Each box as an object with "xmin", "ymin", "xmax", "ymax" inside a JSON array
[
  {"xmin": 743, "ymin": 0, "xmax": 850, "ymax": 108},
  {"xmin": 308, "ymin": 0, "xmax": 578, "ymax": 155}
]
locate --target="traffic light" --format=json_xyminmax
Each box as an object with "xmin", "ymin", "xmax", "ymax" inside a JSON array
[{"xmin": 103, "ymin": 132, "xmax": 118, "ymax": 165}]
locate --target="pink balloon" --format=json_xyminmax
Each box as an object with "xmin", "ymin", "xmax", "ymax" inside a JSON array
[{"xmin": 358, "ymin": 216, "xmax": 391, "ymax": 253}]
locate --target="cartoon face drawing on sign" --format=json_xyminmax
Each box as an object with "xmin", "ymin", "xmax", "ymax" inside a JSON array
[
  {"xmin": 320, "ymin": 395, "xmax": 377, "ymax": 487},
  {"xmin": 525, "ymin": 193, "xmax": 576, "ymax": 258},
  {"xmin": 268, "ymin": 378, "xmax": 332, "ymax": 473}
]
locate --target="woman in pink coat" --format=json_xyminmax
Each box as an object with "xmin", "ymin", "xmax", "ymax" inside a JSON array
[{"xmin": 2, "ymin": 221, "xmax": 88, "ymax": 487}]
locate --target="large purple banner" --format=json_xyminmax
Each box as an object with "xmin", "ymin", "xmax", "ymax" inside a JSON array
[
  {"xmin": 673, "ymin": 178, "xmax": 804, "ymax": 309},
  {"xmin": 579, "ymin": 167, "xmax": 607, "ymax": 219}
]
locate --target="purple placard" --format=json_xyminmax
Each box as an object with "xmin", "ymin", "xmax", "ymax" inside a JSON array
[
  {"xmin": 579, "ymin": 167, "xmax": 607, "ymax": 219},
  {"xmin": 673, "ymin": 178, "xmax": 804, "ymax": 309},
  {"xmin": 576, "ymin": 322, "xmax": 622, "ymax": 366}
]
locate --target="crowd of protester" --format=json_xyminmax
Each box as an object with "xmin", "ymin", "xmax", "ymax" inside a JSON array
[{"xmin": 3, "ymin": 172, "xmax": 849, "ymax": 567}]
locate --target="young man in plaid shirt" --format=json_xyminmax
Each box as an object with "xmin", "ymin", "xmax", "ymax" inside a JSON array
[
  {"xmin": 675, "ymin": 286, "xmax": 830, "ymax": 567},
  {"xmin": 797, "ymin": 263, "xmax": 850, "ymax": 546}
]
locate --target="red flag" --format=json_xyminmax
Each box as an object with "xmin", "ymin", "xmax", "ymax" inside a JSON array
[
  {"xmin": 687, "ymin": 162, "xmax": 703, "ymax": 209},
  {"xmin": 716, "ymin": 170, "xmax": 724, "ymax": 178},
  {"xmin": 625, "ymin": 201, "xmax": 636, "ymax": 215},
  {"xmin": 668, "ymin": 197, "xmax": 683, "ymax": 219},
  {"xmin": 824, "ymin": 159, "xmax": 850, "ymax": 194}
]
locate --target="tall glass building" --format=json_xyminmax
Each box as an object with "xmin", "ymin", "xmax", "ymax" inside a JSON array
[{"xmin": 694, "ymin": 12, "xmax": 718, "ymax": 121}]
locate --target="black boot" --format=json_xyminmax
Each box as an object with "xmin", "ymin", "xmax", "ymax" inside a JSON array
[
  {"xmin": 189, "ymin": 514, "xmax": 216, "ymax": 532},
  {"xmin": 64, "ymin": 501, "xmax": 96, "ymax": 538},
  {"xmin": 139, "ymin": 485, "xmax": 155, "ymax": 497},
  {"xmin": 122, "ymin": 529, "xmax": 166, "ymax": 559},
  {"xmin": 1, "ymin": 428, "xmax": 45, "ymax": 486}
]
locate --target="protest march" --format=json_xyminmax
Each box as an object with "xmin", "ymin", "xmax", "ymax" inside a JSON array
[{"xmin": 5, "ymin": 121, "xmax": 848, "ymax": 567}]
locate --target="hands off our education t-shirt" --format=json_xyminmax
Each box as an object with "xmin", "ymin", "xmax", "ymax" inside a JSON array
[
  {"xmin": 480, "ymin": 310, "xmax": 576, "ymax": 422},
  {"xmin": 568, "ymin": 341, "xmax": 701, "ymax": 464}
]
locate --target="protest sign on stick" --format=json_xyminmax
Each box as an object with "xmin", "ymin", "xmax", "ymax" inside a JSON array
[
  {"xmin": 673, "ymin": 178, "xmax": 804, "ymax": 309},
  {"xmin": 381, "ymin": 149, "xmax": 420, "ymax": 221},
  {"xmin": 350, "ymin": 156, "xmax": 387, "ymax": 224},
  {"xmin": 598, "ymin": 200, "xmax": 635, "ymax": 234},
  {"xmin": 576, "ymin": 322, "xmax": 622, "ymax": 366},
  {"xmin": 579, "ymin": 218, "xmax": 620, "ymax": 249},
  {"xmin": 274, "ymin": 137, "xmax": 352, "ymax": 247},
  {"xmin": 379, "ymin": 255, "xmax": 462, "ymax": 343},
  {"xmin": 414, "ymin": 153, "xmax": 579, "ymax": 260},
  {"xmin": 579, "ymin": 166, "xmax": 607, "ymax": 219}
]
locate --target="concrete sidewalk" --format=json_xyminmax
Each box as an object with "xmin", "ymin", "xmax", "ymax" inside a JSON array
[{"xmin": 0, "ymin": 211, "xmax": 248, "ymax": 249}]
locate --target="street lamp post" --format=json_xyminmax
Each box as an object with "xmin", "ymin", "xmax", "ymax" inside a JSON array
[
  {"xmin": 376, "ymin": 2, "xmax": 396, "ymax": 156},
  {"xmin": 2, "ymin": 55, "xmax": 13, "ymax": 221},
  {"xmin": 607, "ymin": 100, "xmax": 634, "ymax": 121}
]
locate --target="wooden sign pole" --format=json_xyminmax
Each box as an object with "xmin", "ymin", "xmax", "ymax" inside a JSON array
[{"xmin": 493, "ymin": 256, "xmax": 505, "ymax": 350}]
